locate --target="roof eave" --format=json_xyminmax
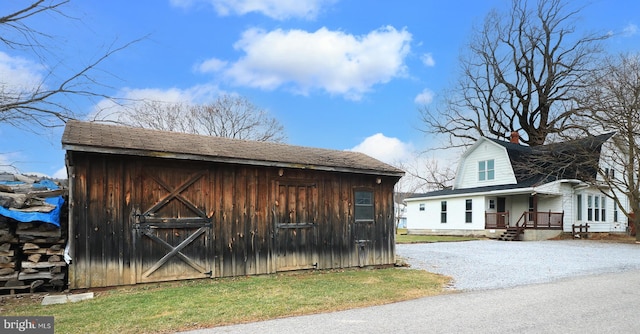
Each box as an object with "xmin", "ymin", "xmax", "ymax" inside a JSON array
[{"xmin": 63, "ymin": 144, "xmax": 405, "ymax": 177}]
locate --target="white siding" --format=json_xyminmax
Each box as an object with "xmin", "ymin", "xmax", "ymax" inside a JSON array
[
  {"xmin": 406, "ymin": 199, "xmax": 437, "ymax": 230},
  {"xmin": 509, "ymin": 195, "xmax": 530, "ymax": 225},
  {"xmin": 538, "ymin": 195, "xmax": 564, "ymax": 213},
  {"xmin": 558, "ymin": 183, "xmax": 575, "ymax": 229},
  {"xmin": 406, "ymin": 196, "xmax": 486, "ymax": 231},
  {"xmin": 568, "ymin": 184, "xmax": 630, "ymax": 233},
  {"xmin": 454, "ymin": 140, "xmax": 517, "ymax": 189}
]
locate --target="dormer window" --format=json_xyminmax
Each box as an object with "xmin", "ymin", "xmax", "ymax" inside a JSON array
[{"xmin": 479, "ymin": 159, "xmax": 495, "ymax": 181}]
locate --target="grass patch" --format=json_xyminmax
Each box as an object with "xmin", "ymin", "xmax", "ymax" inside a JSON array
[
  {"xmin": 396, "ymin": 228, "xmax": 481, "ymax": 244},
  {"xmin": 1, "ymin": 268, "xmax": 450, "ymax": 333}
]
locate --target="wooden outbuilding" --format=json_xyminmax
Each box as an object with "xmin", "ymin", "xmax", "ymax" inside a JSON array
[{"xmin": 62, "ymin": 121, "xmax": 404, "ymax": 289}]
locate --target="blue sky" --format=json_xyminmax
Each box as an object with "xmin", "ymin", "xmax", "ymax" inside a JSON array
[{"xmin": 1, "ymin": 0, "xmax": 639, "ymax": 182}]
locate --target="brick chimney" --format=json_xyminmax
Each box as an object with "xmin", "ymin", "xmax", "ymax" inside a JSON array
[{"xmin": 510, "ymin": 131, "xmax": 520, "ymax": 144}]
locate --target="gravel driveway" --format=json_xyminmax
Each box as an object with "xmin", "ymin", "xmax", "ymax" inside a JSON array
[
  {"xmin": 185, "ymin": 240, "xmax": 640, "ymax": 333},
  {"xmin": 396, "ymin": 239, "xmax": 640, "ymax": 291}
]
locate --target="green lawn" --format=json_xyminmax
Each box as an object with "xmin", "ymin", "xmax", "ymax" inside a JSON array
[
  {"xmin": 395, "ymin": 228, "xmax": 481, "ymax": 243},
  {"xmin": 0, "ymin": 229, "xmax": 476, "ymax": 333},
  {"xmin": 1, "ymin": 268, "xmax": 451, "ymax": 334}
]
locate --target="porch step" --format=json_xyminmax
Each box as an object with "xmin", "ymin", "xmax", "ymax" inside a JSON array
[{"xmin": 497, "ymin": 228, "xmax": 522, "ymax": 241}]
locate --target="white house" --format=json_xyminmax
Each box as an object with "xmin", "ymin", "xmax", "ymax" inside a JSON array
[{"xmin": 405, "ymin": 132, "xmax": 628, "ymax": 240}]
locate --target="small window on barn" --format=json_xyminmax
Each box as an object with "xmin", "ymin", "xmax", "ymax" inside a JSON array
[
  {"xmin": 440, "ymin": 201, "xmax": 447, "ymax": 223},
  {"xmin": 419, "ymin": 203, "xmax": 425, "ymax": 211},
  {"xmin": 355, "ymin": 191, "xmax": 374, "ymax": 222}
]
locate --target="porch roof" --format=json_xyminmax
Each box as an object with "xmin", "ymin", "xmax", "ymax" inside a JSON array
[{"xmin": 406, "ymin": 180, "xmax": 563, "ymax": 201}]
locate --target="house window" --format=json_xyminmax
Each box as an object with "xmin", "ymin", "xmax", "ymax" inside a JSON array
[
  {"xmin": 614, "ymin": 202, "xmax": 618, "ymax": 222},
  {"xmin": 605, "ymin": 168, "xmax": 615, "ymax": 180},
  {"xmin": 355, "ymin": 191, "xmax": 374, "ymax": 222},
  {"xmin": 478, "ymin": 159, "xmax": 495, "ymax": 181},
  {"xmin": 419, "ymin": 203, "xmax": 425, "ymax": 211},
  {"xmin": 588, "ymin": 195, "xmax": 604, "ymax": 222},
  {"xmin": 465, "ymin": 199, "xmax": 472, "ymax": 223},
  {"xmin": 488, "ymin": 199, "xmax": 495, "ymax": 210},
  {"xmin": 576, "ymin": 194, "xmax": 582, "ymax": 221},
  {"xmin": 440, "ymin": 201, "xmax": 447, "ymax": 223}
]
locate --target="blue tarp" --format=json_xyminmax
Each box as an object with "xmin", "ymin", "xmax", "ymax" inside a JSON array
[{"xmin": 0, "ymin": 179, "xmax": 64, "ymax": 227}]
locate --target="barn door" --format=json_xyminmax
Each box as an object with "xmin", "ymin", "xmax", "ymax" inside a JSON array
[
  {"xmin": 274, "ymin": 182, "xmax": 318, "ymax": 271},
  {"xmin": 132, "ymin": 169, "xmax": 213, "ymax": 283}
]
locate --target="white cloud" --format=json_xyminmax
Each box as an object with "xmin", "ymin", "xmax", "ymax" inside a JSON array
[
  {"xmin": 170, "ymin": 0, "xmax": 337, "ymax": 20},
  {"xmin": 349, "ymin": 133, "xmax": 413, "ymax": 165},
  {"xmin": 349, "ymin": 133, "xmax": 463, "ymax": 192},
  {"xmin": 0, "ymin": 51, "xmax": 44, "ymax": 94},
  {"xmin": 196, "ymin": 58, "xmax": 227, "ymax": 73},
  {"xmin": 414, "ymin": 88, "xmax": 434, "ymax": 105},
  {"xmin": 219, "ymin": 26, "xmax": 411, "ymax": 100},
  {"xmin": 623, "ymin": 23, "xmax": 638, "ymax": 37},
  {"xmin": 421, "ymin": 53, "xmax": 435, "ymax": 67},
  {"xmin": 90, "ymin": 84, "xmax": 223, "ymax": 121},
  {"xmin": 349, "ymin": 134, "xmax": 437, "ymax": 192},
  {"xmin": 119, "ymin": 85, "xmax": 221, "ymax": 103},
  {"xmin": 52, "ymin": 166, "xmax": 67, "ymax": 179}
]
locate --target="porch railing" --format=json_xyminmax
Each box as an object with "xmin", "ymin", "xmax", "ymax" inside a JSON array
[
  {"xmin": 485, "ymin": 211, "xmax": 564, "ymax": 229},
  {"xmin": 485, "ymin": 211, "xmax": 509, "ymax": 229},
  {"xmin": 518, "ymin": 210, "xmax": 564, "ymax": 229}
]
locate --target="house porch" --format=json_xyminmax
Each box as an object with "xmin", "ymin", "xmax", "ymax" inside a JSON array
[{"xmin": 485, "ymin": 211, "xmax": 564, "ymax": 241}]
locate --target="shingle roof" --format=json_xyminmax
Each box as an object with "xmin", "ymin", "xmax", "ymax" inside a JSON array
[
  {"xmin": 61, "ymin": 120, "xmax": 405, "ymax": 177},
  {"xmin": 488, "ymin": 132, "xmax": 614, "ymax": 184},
  {"xmin": 409, "ymin": 132, "xmax": 615, "ymax": 199}
]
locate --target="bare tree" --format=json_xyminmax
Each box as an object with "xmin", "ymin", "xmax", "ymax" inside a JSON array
[
  {"xmin": 577, "ymin": 54, "xmax": 640, "ymax": 240},
  {"xmin": 120, "ymin": 95, "xmax": 287, "ymax": 142},
  {"xmin": 398, "ymin": 156, "xmax": 455, "ymax": 192},
  {"xmin": 118, "ymin": 100, "xmax": 194, "ymax": 133},
  {"xmin": 0, "ymin": 1, "xmax": 138, "ymax": 129},
  {"xmin": 194, "ymin": 95, "xmax": 286, "ymax": 142},
  {"xmin": 420, "ymin": 0, "xmax": 608, "ymax": 148}
]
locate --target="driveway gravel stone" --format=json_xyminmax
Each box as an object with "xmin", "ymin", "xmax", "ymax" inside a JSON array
[{"xmin": 396, "ymin": 239, "xmax": 640, "ymax": 291}]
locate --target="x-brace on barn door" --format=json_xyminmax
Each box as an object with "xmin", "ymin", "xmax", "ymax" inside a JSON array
[{"xmin": 132, "ymin": 170, "xmax": 213, "ymax": 283}]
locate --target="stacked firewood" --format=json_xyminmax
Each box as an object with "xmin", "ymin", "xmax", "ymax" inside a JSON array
[
  {"xmin": 0, "ymin": 220, "xmax": 18, "ymax": 281},
  {"xmin": 17, "ymin": 223, "xmax": 66, "ymax": 287},
  {"xmin": 0, "ymin": 174, "xmax": 67, "ymax": 294}
]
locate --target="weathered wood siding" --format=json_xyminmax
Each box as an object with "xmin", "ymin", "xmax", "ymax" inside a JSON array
[{"xmin": 67, "ymin": 152, "xmax": 398, "ymax": 289}]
